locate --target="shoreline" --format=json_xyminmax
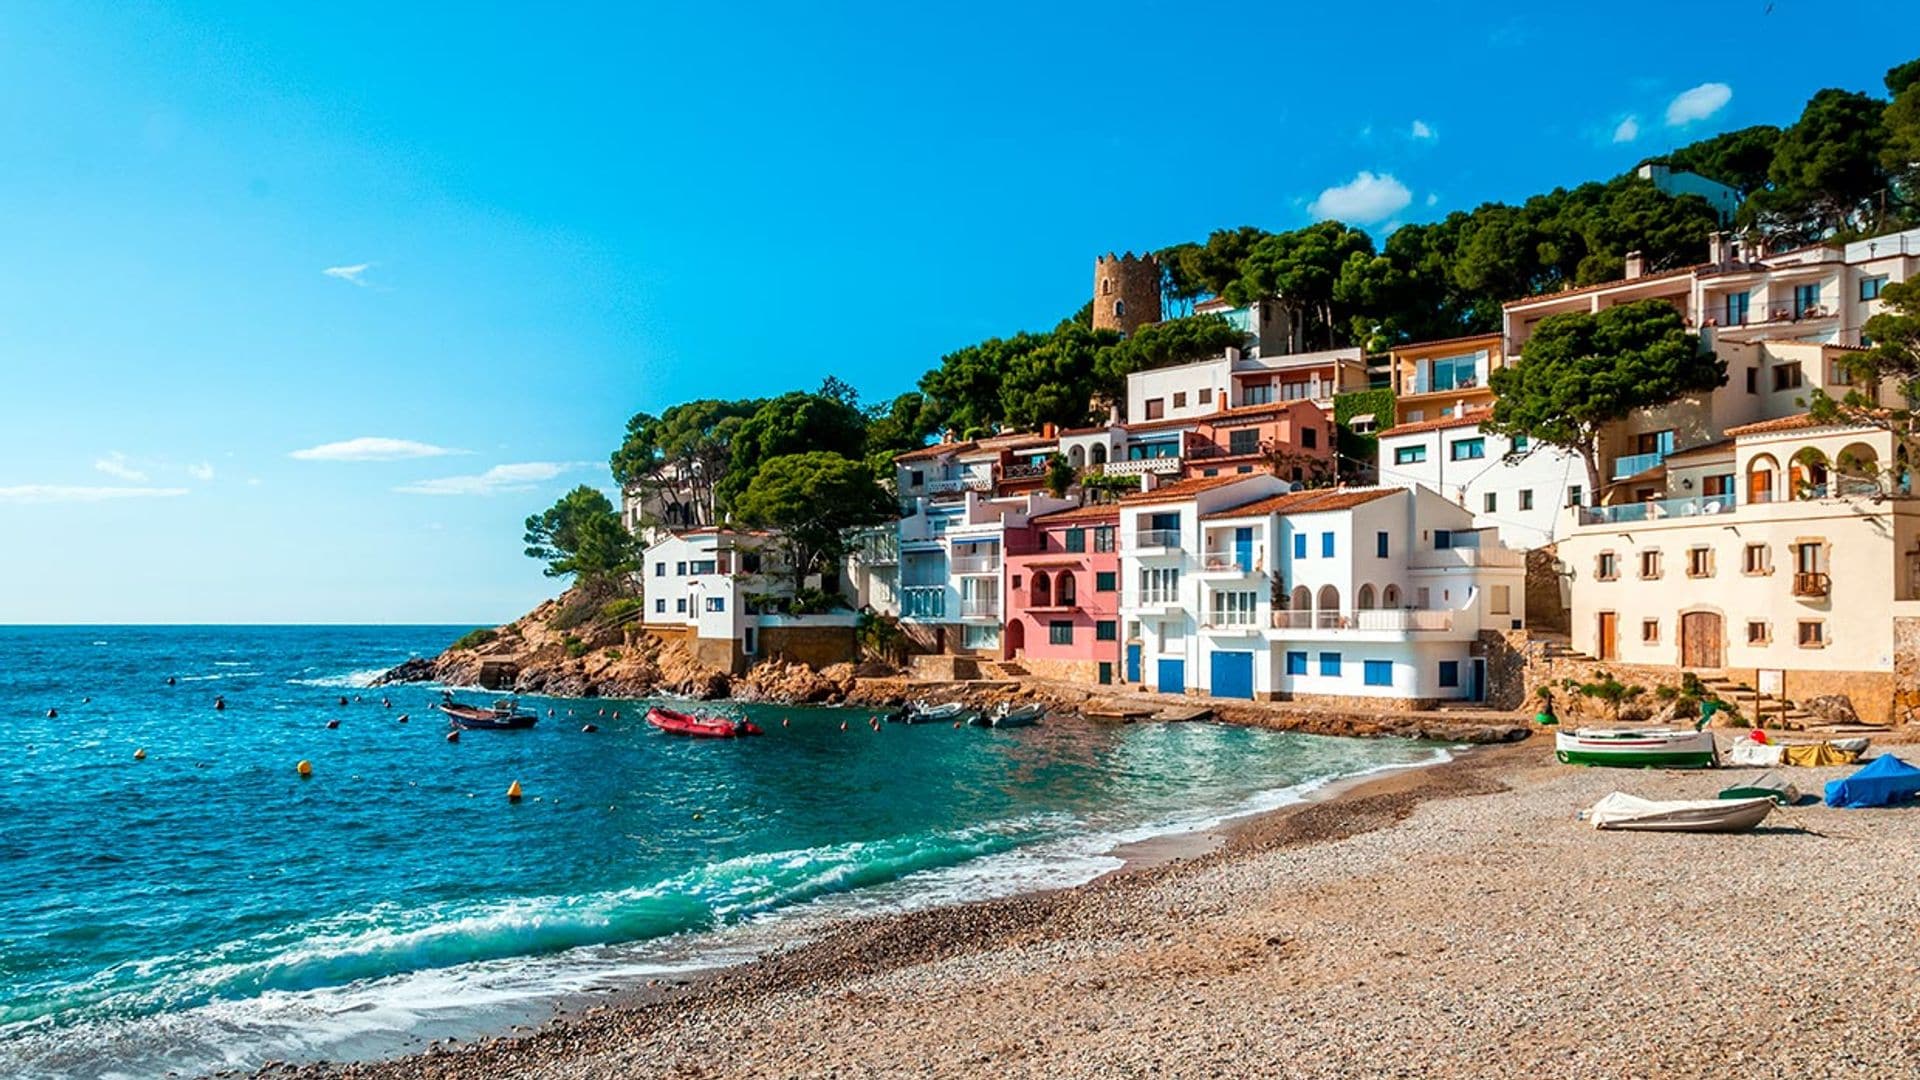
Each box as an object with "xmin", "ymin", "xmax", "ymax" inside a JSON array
[{"xmin": 259, "ymin": 740, "xmax": 1515, "ymax": 1080}]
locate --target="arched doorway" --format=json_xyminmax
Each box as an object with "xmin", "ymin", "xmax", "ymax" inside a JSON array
[
  {"xmin": 1289, "ymin": 585, "xmax": 1312, "ymax": 627},
  {"xmin": 1005, "ymin": 618, "xmax": 1025, "ymax": 660},
  {"xmin": 1068, "ymin": 445, "xmax": 1086, "ymax": 469},
  {"xmin": 1031, "ymin": 571, "xmax": 1052, "ymax": 607},
  {"xmin": 1383, "ymin": 584, "xmax": 1402, "ymax": 608},
  {"xmin": 1789, "ymin": 447, "xmax": 1830, "ymax": 500},
  {"xmin": 1091, "ymin": 444, "xmax": 1108, "ymax": 466},
  {"xmin": 1356, "ymin": 584, "xmax": 1377, "ymax": 610},
  {"xmin": 1836, "ymin": 442, "xmax": 1879, "ymax": 496},
  {"xmin": 1057, "ymin": 572, "xmax": 1077, "ymax": 606},
  {"xmin": 1316, "ymin": 585, "xmax": 1341, "ymax": 628},
  {"xmin": 1747, "ymin": 453, "xmax": 1779, "ymax": 504}
]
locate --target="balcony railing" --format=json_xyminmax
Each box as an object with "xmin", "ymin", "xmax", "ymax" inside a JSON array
[
  {"xmin": 1138, "ymin": 589, "xmax": 1181, "ymax": 606},
  {"xmin": 1131, "ymin": 529, "xmax": 1182, "ymax": 550},
  {"xmin": 950, "ymin": 554, "xmax": 1002, "ymax": 574},
  {"xmin": 1103, "ymin": 457, "xmax": 1181, "ymax": 478},
  {"xmin": 1411, "ymin": 546, "xmax": 1527, "ymax": 569},
  {"xmin": 1201, "ymin": 548, "xmax": 1264, "ymax": 573},
  {"xmin": 1792, "ymin": 571, "xmax": 1831, "ymax": 598},
  {"xmin": 1000, "ymin": 462, "xmax": 1047, "ymax": 480},
  {"xmin": 1578, "ymin": 495, "xmax": 1737, "ymax": 526},
  {"xmin": 960, "ymin": 597, "xmax": 1000, "ymax": 619},
  {"xmin": 1270, "ymin": 609, "xmax": 1454, "ymax": 632},
  {"xmin": 927, "ymin": 476, "xmax": 991, "ymax": 494},
  {"xmin": 901, "ymin": 586, "xmax": 946, "ymax": 619},
  {"xmin": 1611, "ymin": 450, "xmax": 1668, "ymax": 480}
]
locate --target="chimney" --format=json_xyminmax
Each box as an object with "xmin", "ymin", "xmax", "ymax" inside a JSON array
[
  {"xmin": 1707, "ymin": 231, "xmax": 1728, "ymax": 269},
  {"xmin": 1108, "ymin": 403, "xmax": 1121, "ymax": 426},
  {"xmin": 1225, "ymin": 345, "xmax": 1242, "ymax": 362},
  {"xmin": 1042, "ymin": 422, "xmax": 1057, "ymax": 439},
  {"xmin": 1623, "ymin": 250, "xmax": 1645, "ymax": 279},
  {"xmin": 1139, "ymin": 472, "xmax": 1158, "ymax": 493}
]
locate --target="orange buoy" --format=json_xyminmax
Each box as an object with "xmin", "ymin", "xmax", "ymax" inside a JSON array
[
  {"xmin": 133, "ymin": 748, "xmax": 146, "ymax": 760},
  {"xmin": 507, "ymin": 780, "xmax": 523, "ymax": 802},
  {"xmin": 296, "ymin": 759, "xmax": 313, "ymax": 778}
]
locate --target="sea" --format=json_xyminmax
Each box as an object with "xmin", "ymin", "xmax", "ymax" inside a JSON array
[{"xmin": 0, "ymin": 625, "xmax": 1449, "ymax": 1079}]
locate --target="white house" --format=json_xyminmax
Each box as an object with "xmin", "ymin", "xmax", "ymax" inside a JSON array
[
  {"xmin": 1374, "ymin": 413, "xmax": 1587, "ymax": 549},
  {"xmin": 641, "ymin": 529, "xmax": 858, "ymax": 673}
]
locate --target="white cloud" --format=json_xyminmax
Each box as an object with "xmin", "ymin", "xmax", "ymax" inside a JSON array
[
  {"xmin": 1612, "ymin": 115, "xmax": 1641, "ymax": 143},
  {"xmin": 290, "ymin": 437, "xmax": 464, "ymax": 462},
  {"xmin": 1308, "ymin": 171, "xmax": 1413, "ymax": 224},
  {"xmin": 93, "ymin": 451, "xmax": 147, "ymax": 482},
  {"xmin": 1410, "ymin": 119, "xmax": 1434, "ymax": 140},
  {"xmin": 322, "ymin": 263, "xmax": 372, "ymax": 286},
  {"xmin": 0, "ymin": 485, "xmax": 189, "ymax": 504},
  {"xmin": 1426, "ymin": 193, "xmax": 1440, "ymax": 207},
  {"xmin": 395, "ymin": 461, "xmax": 591, "ymax": 497},
  {"xmin": 1665, "ymin": 82, "xmax": 1731, "ymax": 126},
  {"xmin": 187, "ymin": 462, "xmax": 215, "ymax": 481}
]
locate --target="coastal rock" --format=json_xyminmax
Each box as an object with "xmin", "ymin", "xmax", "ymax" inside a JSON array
[
  {"xmin": 1800, "ymin": 694, "xmax": 1859, "ymax": 725},
  {"xmin": 372, "ymin": 658, "xmax": 437, "ymax": 686}
]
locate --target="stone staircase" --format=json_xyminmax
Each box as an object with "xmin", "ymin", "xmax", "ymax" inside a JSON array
[
  {"xmin": 1698, "ymin": 675, "xmax": 1824, "ymax": 731},
  {"xmin": 981, "ymin": 660, "xmax": 1029, "ymax": 680}
]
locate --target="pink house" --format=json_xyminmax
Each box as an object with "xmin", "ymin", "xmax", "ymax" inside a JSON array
[{"xmin": 1003, "ymin": 504, "xmax": 1121, "ymax": 685}]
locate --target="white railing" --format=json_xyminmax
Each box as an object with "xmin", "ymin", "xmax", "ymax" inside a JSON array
[
  {"xmin": 1138, "ymin": 589, "xmax": 1181, "ymax": 606},
  {"xmin": 950, "ymin": 554, "xmax": 1002, "ymax": 574},
  {"xmin": 1270, "ymin": 609, "xmax": 1454, "ymax": 632},
  {"xmin": 901, "ymin": 586, "xmax": 946, "ymax": 619},
  {"xmin": 1411, "ymin": 546, "xmax": 1527, "ymax": 569},
  {"xmin": 1103, "ymin": 457, "xmax": 1181, "ymax": 478},
  {"xmin": 1578, "ymin": 495, "xmax": 1737, "ymax": 526},
  {"xmin": 1201, "ymin": 547, "xmax": 1264, "ymax": 573},
  {"xmin": 928, "ymin": 476, "xmax": 991, "ymax": 494},
  {"xmin": 1131, "ymin": 529, "xmax": 1182, "ymax": 550},
  {"xmin": 960, "ymin": 597, "xmax": 1000, "ymax": 619}
]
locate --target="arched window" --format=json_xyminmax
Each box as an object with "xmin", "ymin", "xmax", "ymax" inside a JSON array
[
  {"xmin": 1383, "ymin": 584, "xmax": 1402, "ymax": 608},
  {"xmin": 1057, "ymin": 572, "xmax": 1077, "ymax": 607},
  {"xmin": 1091, "ymin": 444, "xmax": 1108, "ymax": 466},
  {"xmin": 1789, "ymin": 447, "xmax": 1830, "ymax": 500},
  {"xmin": 1747, "ymin": 453, "xmax": 1780, "ymax": 505},
  {"xmin": 1068, "ymin": 445, "xmax": 1086, "ymax": 469},
  {"xmin": 1031, "ymin": 571, "xmax": 1052, "ymax": 608},
  {"xmin": 1316, "ymin": 585, "xmax": 1342, "ymax": 628},
  {"xmin": 1290, "ymin": 585, "xmax": 1312, "ymax": 626},
  {"xmin": 1357, "ymin": 584, "xmax": 1377, "ymax": 610},
  {"xmin": 1114, "ymin": 299, "xmax": 1126, "ymax": 319},
  {"xmin": 1836, "ymin": 442, "xmax": 1879, "ymax": 495}
]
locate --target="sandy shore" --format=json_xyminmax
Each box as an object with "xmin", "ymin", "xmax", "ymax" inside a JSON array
[{"xmin": 262, "ymin": 738, "xmax": 1920, "ymax": 1080}]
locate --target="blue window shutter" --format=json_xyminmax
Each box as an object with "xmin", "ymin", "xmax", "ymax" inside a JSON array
[
  {"xmin": 1319, "ymin": 652, "xmax": 1341, "ymax": 676},
  {"xmin": 1293, "ymin": 534, "xmax": 1306, "ymax": 559},
  {"xmin": 1321, "ymin": 532, "xmax": 1334, "ymax": 558},
  {"xmin": 1376, "ymin": 532, "xmax": 1388, "ymax": 558},
  {"xmin": 1285, "ymin": 651, "xmax": 1307, "ymax": 675},
  {"xmin": 1363, "ymin": 660, "xmax": 1393, "ymax": 687}
]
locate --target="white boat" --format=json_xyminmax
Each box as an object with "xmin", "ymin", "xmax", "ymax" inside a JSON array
[
  {"xmin": 985, "ymin": 703, "xmax": 1045, "ymax": 728},
  {"xmin": 1585, "ymin": 792, "xmax": 1775, "ymax": 832},
  {"xmin": 1554, "ymin": 727, "xmax": 1718, "ymax": 768}
]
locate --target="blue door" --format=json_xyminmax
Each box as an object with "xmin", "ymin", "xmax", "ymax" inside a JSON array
[
  {"xmin": 1211, "ymin": 651, "xmax": 1254, "ymax": 699},
  {"xmin": 1125, "ymin": 643, "xmax": 1142, "ymax": 684},
  {"xmin": 1156, "ymin": 659, "xmax": 1185, "ymax": 695},
  {"xmin": 1234, "ymin": 527, "xmax": 1254, "ymax": 572}
]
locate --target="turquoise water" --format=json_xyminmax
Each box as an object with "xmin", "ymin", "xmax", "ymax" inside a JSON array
[{"xmin": 0, "ymin": 626, "xmax": 1446, "ymax": 1078}]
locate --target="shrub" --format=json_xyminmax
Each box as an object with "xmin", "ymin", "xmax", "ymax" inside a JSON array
[
  {"xmin": 562, "ymin": 634, "xmax": 589, "ymax": 659},
  {"xmin": 451, "ymin": 627, "xmax": 497, "ymax": 651},
  {"xmin": 600, "ymin": 597, "xmax": 645, "ymax": 623}
]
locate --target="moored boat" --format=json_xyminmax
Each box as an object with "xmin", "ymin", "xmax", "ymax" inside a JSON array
[
  {"xmin": 893, "ymin": 701, "xmax": 974, "ymax": 725},
  {"xmin": 437, "ymin": 694, "xmax": 538, "ymax": 730},
  {"xmin": 646, "ymin": 705, "xmax": 762, "ymax": 738},
  {"xmin": 986, "ymin": 703, "xmax": 1045, "ymax": 728},
  {"xmin": 1554, "ymin": 727, "xmax": 1718, "ymax": 768},
  {"xmin": 1586, "ymin": 792, "xmax": 1774, "ymax": 832}
]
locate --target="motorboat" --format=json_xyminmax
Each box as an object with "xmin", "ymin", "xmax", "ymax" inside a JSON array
[
  {"xmin": 893, "ymin": 701, "xmax": 976, "ymax": 725},
  {"xmin": 1585, "ymin": 792, "xmax": 1774, "ymax": 832},
  {"xmin": 437, "ymin": 694, "xmax": 538, "ymax": 730},
  {"xmin": 646, "ymin": 705, "xmax": 762, "ymax": 738},
  {"xmin": 985, "ymin": 702, "xmax": 1045, "ymax": 728},
  {"xmin": 1554, "ymin": 727, "xmax": 1718, "ymax": 768}
]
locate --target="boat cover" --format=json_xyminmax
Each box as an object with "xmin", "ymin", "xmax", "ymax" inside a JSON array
[
  {"xmin": 1718, "ymin": 771, "xmax": 1799, "ymax": 805},
  {"xmin": 1824, "ymin": 754, "xmax": 1920, "ymax": 808},
  {"xmin": 1726, "ymin": 741, "xmax": 1784, "ymax": 767},
  {"xmin": 1587, "ymin": 792, "xmax": 1774, "ymax": 832},
  {"xmin": 1779, "ymin": 743, "xmax": 1860, "ymax": 768}
]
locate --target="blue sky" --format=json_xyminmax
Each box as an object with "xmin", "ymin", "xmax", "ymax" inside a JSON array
[{"xmin": 0, "ymin": 2, "xmax": 1909, "ymax": 623}]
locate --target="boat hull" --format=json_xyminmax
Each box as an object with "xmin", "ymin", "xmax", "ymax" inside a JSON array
[
  {"xmin": 1588, "ymin": 792, "xmax": 1774, "ymax": 832},
  {"xmin": 1555, "ymin": 728, "xmax": 1717, "ymax": 769},
  {"xmin": 437, "ymin": 703, "xmax": 538, "ymax": 730},
  {"xmin": 646, "ymin": 706, "xmax": 762, "ymax": 739}
]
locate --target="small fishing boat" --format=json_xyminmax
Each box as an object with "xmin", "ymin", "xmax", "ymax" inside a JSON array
[
  {"xmin": 892, "ymin": 701, "xmax": 975, "ymax": 725},
  {"xmin": 437, "ymin": 694, "xmax": 539, "ymax": 730},
  {"xmin": 1585, "ymin": 792, "xmax": 1774, "ymax": 832},
  {"xmin": 1554, "ymin": 727, "xmax": 1718, "ymax": 768},
  {"xmin": 646, "ymin": 705, "xmax": 762, "ymax": 739},
  {"xmin": 985, "ymin": 702, "xmax": 1045, "ymax": 728}
]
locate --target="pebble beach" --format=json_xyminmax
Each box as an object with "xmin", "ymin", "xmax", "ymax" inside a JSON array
[{"xmin": 264, "ymin": 737, "xmax": 1920, "ymax": 1079}]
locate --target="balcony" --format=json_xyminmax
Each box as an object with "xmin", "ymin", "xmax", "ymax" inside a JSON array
[
  {"xmin": 1129, "ymin": 529, "xmax": 1183, "ymax": 552},
  {"xmin": 1202, "ymin": 616, "xmax": 1262, "ymax": 632},
  {"xmin": 927, "ymin": 476, "xmax": 991, "ymax": 494},
  {"xmin": 1270, "ymin": 609, "xmax": 1454, "ymax": 632},
  {"xmin": 1792, "ymin": 571, "xmax": 1831, "ymax": 598},
  {"xmin": 1611, "ymin": 450, "xmax": 1668, "ymax": 480},
  {"xmin": 1411, "ymin": 545, "xmax": 1527, "ymax": 570},
  {"xmin": 901, "ymin": 586, "xmax": 947, "ymax": 619},
  {"xmin": 1200, "ymin": 547, "xmax": 1264, "ymax": 573},
  {"xmin": 1102, "ymin": 457, "xmax": 1181, "ymax": 478},
  {"xmin": 950, "ymin": 554, "xmax": 1002, "ymax": 575},
  {"xmin": 959, "ymin": 597, "xmax": 1000, "ymax": 619},
  {"xmin": 1136, "ymin": 589, "xmax": 1181, "ymax": 608},
  {"xmin": 1000, "ymin": 462, "xmax": 1047, "ymax": 481},
  {"xmin": 1577, "ymin": 495, "xmax": 1737, "ymax": 526}
]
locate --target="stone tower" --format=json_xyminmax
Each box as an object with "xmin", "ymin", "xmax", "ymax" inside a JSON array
[{"xmin": 1092, "ymin": 252, "xmax": 1162, "ymax": 335}]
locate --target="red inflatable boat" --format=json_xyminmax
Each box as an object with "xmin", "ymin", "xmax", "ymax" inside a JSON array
[{"xmin": 646, "ymin": 706, "xmax": 762, "ymax": 739}]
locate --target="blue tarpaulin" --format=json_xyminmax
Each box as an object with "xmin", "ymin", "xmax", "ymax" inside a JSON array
[{"xmin": 1824, "ymin": 754, "xmax": 1920, "ymax": 808}]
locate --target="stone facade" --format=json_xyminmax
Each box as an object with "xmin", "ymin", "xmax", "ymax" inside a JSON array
[
  {"xmin": 1896, "ymin": 615, "xmax": 1920, "ymax": 725},
  {"xmin": 1524, "ymin": 548, "xmax": 1569, "ymax": 636},
  {"xmin": 1021, "ymin": 654, "xmax": 1109, "ymax": 686},
  {"xmin": 1092, "ymin": 252, "xmax": 1161, "ymax": 335},
  {"xmin": 759, "ymin": 624, "xmax": 858, "ymax": 669},
  {"xmin": 1255, "ymin": 690, "xmax": 1436, "ymax": 712}
]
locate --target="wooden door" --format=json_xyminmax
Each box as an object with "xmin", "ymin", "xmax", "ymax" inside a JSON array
[
  {"xmin": 1680, "ymin": 611, "xmax": 1723, "ymax": 669},
  {"xmin": 1597, "ymin": 612, "xmax": 1618, "ymax": 661}
]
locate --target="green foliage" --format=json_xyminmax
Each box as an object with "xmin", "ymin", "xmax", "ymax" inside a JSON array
[
  {"xmin": 1091, "ymin": 316, "xmax": 1241, "ymax": 401},
  {"xmin": 717, "ymin": 392, "xmax": 870, "ymax": 507},
  {"xmin": 1227, "ymin": 221, "xmax": 1376, "ymax": 349},
  {"xmin": 1745, "ymin": 88, "xmax": 1892, "ymax": 241},
  {"xmin": 609, "ymin": 398, "xmax": 761, "ymax": 529},
  {"xmin": 1571, "ymin": 672, "xmax": 1646, "ymax": 721},
  {"xmin": 916, "ymin": 331, "xmax": 1043, "ymax": 436},
  {"xmin": 731, "ymin": 452, "xmax": 896, "ymax": 591},
  {"xmin": 1333, "ymin": 388, "xmax": 1395, "ymax": 483},
  {"xmin": 1658, "ymin": 125, "xmax": 1781, "ymax": 194},
  {"xmin": 450, "ymin": 627, "xmax": 497, "ymax": 651},
  {"xmin": 599, "ymin": 597, "xmax": 645, "ymax": 623},
  {"xmin": 561, "ymin": 634, "xmax": 589, "ymax": 659},
  {"xmin": 997, "ymin": 324, "xmax": 1116, "ymax": 430},
  {"xmin": 523, "ymin": 485, "xmax": 639, "ymax": 583},
  {"xmin": 1045, "ymin": 453, "xmax": 1075, "ymax": 498},
  {"xmin": 856, "ymin": 609, "xmax": 907, "ymax": 666},
  {"xmin": 1485, "ymin": 301, "xmax": 1722, "ymax": 490},
  {"xmin": 746, "ymin": 587, "xmax": 847, "ymax": 616},
  {"xmin": 863, "ymin": 391, "xmax": 937, "ymax": 459},
  {"xmin": 1885, "ymin": 78, "xmax": 1920, "ymax": 211}
]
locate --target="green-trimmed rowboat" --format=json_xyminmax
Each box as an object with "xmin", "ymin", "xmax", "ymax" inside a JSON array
[{"xmin": 1554, "ymin": 727, "xmax": 1718, "ymax": 768}]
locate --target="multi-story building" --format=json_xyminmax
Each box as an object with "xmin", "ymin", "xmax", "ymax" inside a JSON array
[
  {"xmin": 1556, "ymin": 413, "xmax": 1918, "ymax": 725},
  {"xmin": 841, "ymin": 526, "xmax": 899, "ymax": 616},
  {"xmin": 640, "ymin": 529, "xmax": 858, "ymax": 673},
  {"xmin": 1003, "ymin": 504, "xmax": 1122, "ymax": 685},
  {"xmin": 1375, "ymin": 412, "xmax": 1586, "ymax": 550},
  {"xmin": 1386, "ymin": 332, "xmax": 1503, "ymax": 427},
  {"xmin": 1635, "ymin": 163, "xmax": 1743, "ymax": 225},
  {"xmin": 1127, "ymin": 344, "xmax": 1368, "ymax": 417},
  {"xmin": 1117, "ymin": 475, "xmax": 1526, "ymax": 705}
]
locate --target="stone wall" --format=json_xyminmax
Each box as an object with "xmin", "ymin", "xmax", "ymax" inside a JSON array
[
  {"xmin": 1718, "ymin": 667, "xmax": 1894, "ymax": 727},
  {"xmin": 1021, "ymin": 655, "xmax": 1110, "ymax": 686},
  {"xmin": 759, "ymin": 625, "xmax": 858, "ymax": 670},
  {"xmin": 1257, "ymin": 690, "xmax": 1437, "ymax": 713},
  {"xmin": 1476, "ymin": 630, "xmax": 1530, "ymax": 712},
  {"xmin": 690, "ymin": 636, "xmax": 742, "ymax": 675},
  {"xmin": 909, "ymin": 654, "xmax": 984, "ymax": 681},
  {"xmin": 1897, "ymin": 616, "xmax": 1920, "ymax": 724},
  {"xmin": 1092, "ymin": 252, "xmax": 1161, "ymax": 334},
  {"xmin": 1524, "ymin": 547, "xmax": 1569, "ymax": 635}
]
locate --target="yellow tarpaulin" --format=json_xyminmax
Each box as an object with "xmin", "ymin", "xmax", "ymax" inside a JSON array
[{"xmin": 1777, "ymin": 743, "xmax": 1860, "ymax": 767}]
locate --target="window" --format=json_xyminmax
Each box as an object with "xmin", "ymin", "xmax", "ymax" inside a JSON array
[
  {"xmin": 1319, "ymin": 652, "xmax": 1342, "ymax": 677},
  {"xmin": 1639, "ymin": 550, "xmax": 1662, "ymax": 580},
  {"xmin": 1095, "ymin": 571, "xmax": 1117, "ymax": 592},
  {"xmin": 705, "ymin": 596, "xmax": 725, "ymax": 612},
  {"xmin": 1286, "ymin": 651, "xmax": 1308, "ymax": 676},
  {"xmin": 1746, "ymin": 368, "xmax": 1758, "ymax": 394},
  {"xmin": 1747, "ymin": 620, "xmax": 1771, "ymax": 645},
  {"xmin": 1596, "ymin": 551, "xmax": 1619, "ymax": 581},
  {"xmin": 1484, "ymin": 492, "xmax": 1498, "ymax": 513},
  {"xmin": 1773, "ymin": 363, "xmax": 1803, "ymax": 392},
  {"xmin": 1049, "ymin": 621, "xmax": 1073, "ymax": 645},
  {"xmin": 1293, "ymin": 533, "xmax": 1307, "ymax": 559},
  {"xmin": 1321, "ymin": 532, "xmax": 1334, "ymax": 558},
  {"xmin": 742, "ymin": 627, "xmax": 757, "ymax": 655},
  {"xmin": 1687, "ymin": 547, "xmax": 1713, "ymax": 578},
  {"xmin": 1862, "ymin": 275, "xmax": 1888, "ymax": 302},
  {"xmin": 1435, "ymin": 529, "xmax": 1454, "ymax": 549},
  {"xmin": 1451, "ymin": 437, "xmax": 1485, "ymax": 461},
  {"xmin": 1793, "ymin": 283, "xmax": 1820, "ymax": 317},
  {"xmin": 1065, "ymin": 528, "xmax": 1086, "ymax": 553},
  {"xmin": 675, "ymin": 597, "xmax": 688, "ymax": 613},
  {"xmin": 963, "ymin": 624, "xmax": 1000, "ymax": 650},
  {"xmin": 1144, "ymin": 398, "xmax": 1165, "ymax": 420},
  {"xmin": 1376, "ymin": 531, "xmax": 1389, "ymax": 558},
  {"xmin": 1173, "ymin": 391, "xmax": 1188, "ymax": 409},
  {"xmin": 1519, "ymin": 489, "xmax": 1535, "ymax": 511},
  {"xmin": 1229, "ymin": 429, "xmax": 1260, "ymax": 455},
  {"xmin": 1427, "ymin": 351, "xmax": 1483, "ymax": 391},
  {"xmin": 654, "ymin": 562, "xmax": 666, "ymax": 577},
  {"xmin": 655, "ymin": 598, "xmax": 666, "ymax": 613},
  {"xmin": 1199, "ymin": 387, "xmax": 1213, "ymax": 404},
  {"xmin": 689, "ymin": 559, "xmax": 717, "ymax": 575},
  {"xmin": 1243, "ymin": 384, "xmax": 1275, "ymax": 406},
  {"xmin": 1743, "ymin": 543, "xmax": 1771, "ymax": 575},
  {"xmin": 1095, "ymin": 620, "xmax": 1117, "ymax": 641},
  {"xmin": 1437, "ymin": 661, "xmax": 1459, "ymax": 688},
  {"xmin": 1139, "ymin": 567, "xmax": 1180, "ymax": 604},
  {"xmin": 1798, "ymin": 620, "xmax": 1826, "ymax": 648},
  {"xmin": 910, "ymin": 469, "xmax": 925, "ymax": 487},
  {"xmin": 1642, "ymin": 618, "xmax": 1659, "ymax": 643},
  {"xmin": 1113, "ymin": 299, "xmax": 1126, "ymax": 318},
  {"xmin": 1209, "ymin": 590, "xmax": 1259, "ymax": 626},
  {"xmin": 1302, "ymin": 427, "xmax": 1318, "ymax": 449},
  {"xmin": 1093, "ymin": 526, "xmax": 1115, "ymax": 552},
  {"xmin": 1725, "ymin": 291, "xmax": 1750, "ymax": 326},
  {"xmin": 676, "ymin": 561, "xmax": 688, "ymax": 575},
  {"xmin": 1363, "ymin": 660, "xmax": 1393, "ymax": 687},
  {"xmin": 1395, "ymin": 445, "xmax": 1428, "ymax": 465},
  {"xmin": 1490, "ymin": 584, "xmax": 1512, "ymax": 615},
  {"xmin": 1567, "ymin": 485, "xmax": 1584, "ymax": 508},
  {"xmin": 1513, "ymin": 435, "xmax": 1529, "ymax": 452}
]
